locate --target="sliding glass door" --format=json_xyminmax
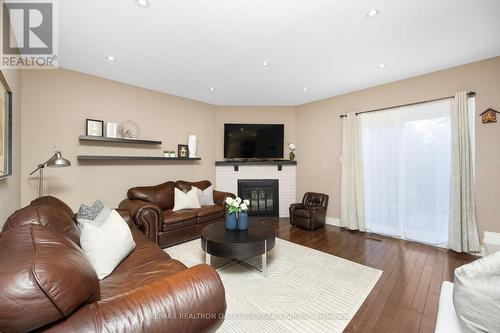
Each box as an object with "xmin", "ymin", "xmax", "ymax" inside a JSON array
[{"xmin": 360, "ymin": 99, "xmax": 452, "ymax": 246}]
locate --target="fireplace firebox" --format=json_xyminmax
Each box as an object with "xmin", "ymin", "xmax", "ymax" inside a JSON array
[{"xmin": 237, "ymin": 179, "xmax": 279, "ymax": 217}]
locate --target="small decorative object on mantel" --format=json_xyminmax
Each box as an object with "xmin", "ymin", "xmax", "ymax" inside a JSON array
[
  {"xmin": 480, "ymin": 108, "xmax": 500, "ymax": 124},
  {"xmin": 163, "ymin": 150, "xmax": 169, "ymax": 158},
  {"xmin": 86, "ymin": 119, "xmax": 104, "ymax": 137},
  {"xmin": 119, "ymin": 120, "xmax": 140, "ymax": 139},
  {"xmin": 178, "ymin": 144, "xmax": 189, "ymax": 158},
  {"xmin": 188, "ymin": 134, "xmax": 197, "ymax": 158},
  {"xmin": 105, "ymin": 122, "xmax": 118, "ymax": 138},
  {"xmin": 288, "ymin": 143, "xmax": 296, "ymax": 161}
]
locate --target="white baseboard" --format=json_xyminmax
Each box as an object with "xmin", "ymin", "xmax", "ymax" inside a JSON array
[
  {"xmin": 325, "ymin": 217, "xmax": 341, "ymax": 227},
  {"xmin": 480, "ymin": 245, "xmax": 487, "ymax": 257}
]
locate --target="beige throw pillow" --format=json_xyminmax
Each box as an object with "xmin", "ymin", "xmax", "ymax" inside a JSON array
[
  {"xmin": 172, "ymin": 187, "xmax": 201, "ymax": 211},
  {"xmin": 196, "ymin": 185, "xmax": 215, "ymax": 206},
  {"xmin": 78, "ymin": 209, "xmax": 136, "ymax": 280}
]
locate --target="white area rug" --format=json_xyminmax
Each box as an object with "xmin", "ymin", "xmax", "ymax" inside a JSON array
[{"xmin": 166, "ymin": 238, "xmax": 382, "ymax": 333}]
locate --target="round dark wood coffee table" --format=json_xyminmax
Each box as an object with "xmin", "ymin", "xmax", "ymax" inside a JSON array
[{"xmin": 201, "ymin": 220, "xmax": 276, "ymax": 277}]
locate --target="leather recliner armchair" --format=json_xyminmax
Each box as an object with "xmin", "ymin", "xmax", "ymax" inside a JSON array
[{"xmin": 289, "ymin": 192, "xmax": 329, "ymax": 230}]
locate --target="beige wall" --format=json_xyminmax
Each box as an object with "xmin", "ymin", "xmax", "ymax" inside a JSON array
[
  {"xmin": 0, "ymin": 69, "xmax": 21, "ymax": 226},
  {"xmin": 10, "ymin": 56, "xmax": 500, "ymax": 239},
  {"xmin": 296, "ymin": 56, "xmax": 500, "ymax": 237},
  {"xmin": 20, "ymin": 69, "xmax": 217, "ymax": 210},
  {"xmin": 19, "ymin": 70, "xmax": 294, "ymax": 212},
  {"xmin": 215, "ymin": 106, "xmax": 295, "ymax": 160}
]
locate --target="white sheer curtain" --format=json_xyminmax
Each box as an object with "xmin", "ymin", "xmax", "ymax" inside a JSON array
[
  {"xmin": 360, "ymin": 99, "xmax": 452, "ymax": 246},
  {"xmin": 340, "ymin": 112, "xmax": 364, "ymax": 231}
]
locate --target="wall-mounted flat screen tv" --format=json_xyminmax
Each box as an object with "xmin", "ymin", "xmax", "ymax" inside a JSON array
[{"xmin": 224, "ymin": 124, "xmax": 284, "ymax": 159}]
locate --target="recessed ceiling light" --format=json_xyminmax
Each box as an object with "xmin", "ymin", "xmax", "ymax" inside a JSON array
[
  {"xmin": 209, "ymin": 87, "xmax": 215, "ymax": 91},
  {"xmin": 367, "ymin": 9, "xmax": 378, "ymax": 18},
  {"xmin": 302, "ymin": 88, "xmax": 309, "ymax": 92},
  {"xmin": 106, "ymin": 56, "xmax": 116, "ymax": 62},
  {"xmin": 135, "ymin": 0, "xmax": 150, "ymax": 8},
  {"xmin": 261, "ymin": 61, "xmax": 270, "ymax": 67},
  {"xmin": 378, "ymin": 63, "xmax": 386, "ymax": 68}
]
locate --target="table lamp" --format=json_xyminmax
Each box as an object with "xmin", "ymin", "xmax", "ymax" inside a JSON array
[{"xmin": 30, "ymin": 148, "xmax": 71, "ymax": 197}]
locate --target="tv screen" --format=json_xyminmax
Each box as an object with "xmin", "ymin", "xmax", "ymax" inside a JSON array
[{"xmin": 224, "ymin": 124, "xmax": 284, "ymax": 159}]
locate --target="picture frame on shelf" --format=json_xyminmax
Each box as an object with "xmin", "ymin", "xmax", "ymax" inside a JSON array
[
  {"xmin": 178, "ymin": 144, "xmax": 189, "ymax": 158},
  {"xmin": 86, "ymin": 119, "xmax": 104, "ymax": 137}
]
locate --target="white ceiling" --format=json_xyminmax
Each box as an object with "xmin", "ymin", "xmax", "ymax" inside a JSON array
[{"xmin": 59, "ymin": 0, "xmax": 500, "ymax": 106}]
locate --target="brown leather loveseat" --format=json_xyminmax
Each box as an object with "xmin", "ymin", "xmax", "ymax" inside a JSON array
[
  {"xmin": 120, "ymin": 180, "xmax": 234, "ymax": 248},
  {"xmin": 0, "ymin": 196, "xmax": 226, "ymax": 333}
]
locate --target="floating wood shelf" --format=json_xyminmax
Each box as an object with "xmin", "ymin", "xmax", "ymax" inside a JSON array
[
  {"xmin": 77, "ymin": 155, "xmax": 200, "ymax": 161},
  {"xmin": 79, "ymin": 136, "xmax": 162, "ymax": 145}
]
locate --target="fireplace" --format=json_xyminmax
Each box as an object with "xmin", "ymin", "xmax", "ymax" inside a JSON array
[{"xmin": 238, "ymin": 179, "xmax": 279, "ymax": 217}]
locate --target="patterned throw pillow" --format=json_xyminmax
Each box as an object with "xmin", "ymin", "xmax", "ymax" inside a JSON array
[{"xmin": 76, "ymin": 200, "xmax": 105, "ymax": 221}]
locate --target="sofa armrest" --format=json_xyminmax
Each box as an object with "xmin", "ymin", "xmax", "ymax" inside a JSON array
[
  {"xmin": 289, "ymin": 203, "xmax": 304, "ymax": 226},
  {"xmin": 213, "ymin": 190, "xmax": 235, "ymax": 206},
  {"xmin": 119, "ymin": 199, "xmax": 163, "ymax": 244},
  {"xmin": 307, "ymin": 206, "xmax": 326, "ymax": 228},
  {"xmin": 289, "ymin": 203, "xmax": 305, "ymax": 212},
  {"xmin": 45, "ymin": 264, "xmax": 226, "ymax": 333}
]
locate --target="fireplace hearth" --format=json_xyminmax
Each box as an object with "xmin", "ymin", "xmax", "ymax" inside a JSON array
[{"xmin": 238, "ymin": 179, "xmax": 279, "ymax": 217}]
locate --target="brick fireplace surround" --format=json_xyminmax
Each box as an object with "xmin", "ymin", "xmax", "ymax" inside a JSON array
[{"xmin": 215, "ymin": 163, "xmax": 297, "ymax": 218}]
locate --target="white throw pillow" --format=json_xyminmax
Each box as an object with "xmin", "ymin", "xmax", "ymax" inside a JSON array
[
  {"xmin": 78, "ymin": 209, "xmax": 136, "ymax": 280},
  {"xmin": 196, "ymin": 185, "xmax": 215, "ymax": 206},
  {"xmin": 453, "ymin": 251, "xmax": 500, "ymax": 333},
  {"xmin": 172, "ymin": 187, "xmax": 201, "ymax": 211}
]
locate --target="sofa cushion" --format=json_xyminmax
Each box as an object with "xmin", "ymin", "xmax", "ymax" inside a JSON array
[
  {"xmin": 163, "ymin": 210, "xmax": 197, "ymax": 231},
  {"xmin": 453, "ymin": 251, "xmax": 500, "ymax": 333},
  {"xmin": 111, "ymin": 227, "xmax": 172, "ymax": 273},
  {"xmin": 197, "ymin": 205, "xmax": 224, "ymax": 224},
  {"xmin": 293, "ymin": 209, "xmax": 310, "ymax": 218},
  {"xmin": 0, "ymin": 224, "xmax": 99, "ymax": 333},
  {"xmin": 100, "ymin": 259, "xmax": 187, "ymax": 300},
  {"xmin": 3, "ymin": 205, "xmax": 81, "ymax": 246},
  {"xmin": 128, "ymin": 181, "xmax": 175, "ymax": 210}
]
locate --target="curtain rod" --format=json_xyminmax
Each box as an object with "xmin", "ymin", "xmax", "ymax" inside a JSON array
[{"xmin": 339, "ymin": 92, "xmax": 476, "ymax": 118}]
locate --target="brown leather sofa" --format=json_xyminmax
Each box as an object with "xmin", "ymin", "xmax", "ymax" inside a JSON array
[
  {"xmin": 0, "ymin": 196, "xmax": 226, "ymax": 333},
  {"xmin": 289, "ymin": 192, "xmax": 329, "ymax": 230},
  {"xmin": 120, "ymin": 180, "xmax": 234, "ymax": 248}
]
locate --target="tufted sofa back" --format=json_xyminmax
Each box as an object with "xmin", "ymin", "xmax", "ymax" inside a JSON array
[
  {"xmin": 127, "ymin": 180, "xmax": 213, "ymax": 211},
  {"xmin": 302, "ymin": 192, "xmax": 329, "ymax": 209}
]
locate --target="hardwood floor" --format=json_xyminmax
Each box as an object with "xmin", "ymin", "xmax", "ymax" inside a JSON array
[{"xmin": 265, "ymin": 218, "xmax": 477, "ymax": 333}]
